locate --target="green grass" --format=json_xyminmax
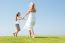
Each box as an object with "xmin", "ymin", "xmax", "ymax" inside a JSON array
[{"xmin": 0, "ymin": 36, "xmax": 65, "ymax": 43}]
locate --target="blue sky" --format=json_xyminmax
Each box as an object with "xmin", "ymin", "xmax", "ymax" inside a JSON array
[{"xmin": 0, "ymin": 0, "xmax": 65, "ymax": 36}]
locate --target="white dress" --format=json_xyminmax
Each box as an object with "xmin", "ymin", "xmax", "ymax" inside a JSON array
[{"xmin": 24, "ymin": 12, "xmax": 35, "ymax": 30}]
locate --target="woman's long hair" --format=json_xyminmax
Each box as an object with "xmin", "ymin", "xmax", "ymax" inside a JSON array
[
  {"xmin": 16, "ymin": 12, "xmax": 20, "ymax": 21},
  {"xmin": 29, "ymin": 2, "xmax": 36, "ymax": 12}
]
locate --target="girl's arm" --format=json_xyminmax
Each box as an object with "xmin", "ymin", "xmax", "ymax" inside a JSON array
[
  {"xmin": 17, "ymin": 16, "xmax": 22, "ymax": 20},
  {"xmin": 19, "ymin": 17, "xmax": 22, "ymax": 20}
]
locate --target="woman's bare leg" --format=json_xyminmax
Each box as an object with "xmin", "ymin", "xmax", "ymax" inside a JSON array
[
  {"xmin": 31, "ymin": 28, "xmax": 35, "ymax": 38},
  {"xmin": 29, "ymin": 30, "xmax": 32, "ymax": 37},
  {"xmin": 28, "ymin": 27, "xmax": 35, "ymax": 38}
]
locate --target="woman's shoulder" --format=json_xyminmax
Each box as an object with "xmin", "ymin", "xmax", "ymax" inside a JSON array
[{"xmin": 30, "ymin": 12, "xmax": 35, "ymax": 14}]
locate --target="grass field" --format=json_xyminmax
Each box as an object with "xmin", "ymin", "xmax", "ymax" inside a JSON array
[{"xmin": 0, "ymin": 36, "xmax": 65, "ymax": 43}]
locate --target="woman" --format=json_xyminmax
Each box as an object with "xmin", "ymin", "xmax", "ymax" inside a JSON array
[
  {"xmin": 13, "ymin": 12, "xmax": 22, "ymax": 37},
  {"xmin": 23, "ymin": 2, "xmax": 36, "ymax": 38}
]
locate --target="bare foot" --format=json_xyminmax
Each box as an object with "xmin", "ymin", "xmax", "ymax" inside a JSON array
[
  {"xmin": 32, "ymin": 35, "xmax": 35, "ymax": 38},
  {"xmin": 13, "ymin": 33, "xmax": 15, "ymax": 36}
]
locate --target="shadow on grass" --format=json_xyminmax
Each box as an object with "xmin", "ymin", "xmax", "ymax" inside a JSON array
[
  {"xmin": 35, "ymin": 36, "xmax": 60, "ymax": 39},
  {"xmin": 35, "ymin": 37, "xmax": 48, "ymax": 38}
]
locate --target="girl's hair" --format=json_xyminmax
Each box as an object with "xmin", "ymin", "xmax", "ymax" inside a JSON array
[
  {"xmin": 29, "ymin": 2, "xmax": 36, "ymax": 12},
  {"xmin": 16, "ymin": 12, "xmax": 20, "ymax": 21}
]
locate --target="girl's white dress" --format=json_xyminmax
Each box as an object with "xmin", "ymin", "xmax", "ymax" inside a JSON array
[
  {"xmin": 24, "ymin": 12, "xmax": 35, "ymax": 30},
  {"xmin": 16, "ymin": 17, "xmax": 21, "ymax": 24}
]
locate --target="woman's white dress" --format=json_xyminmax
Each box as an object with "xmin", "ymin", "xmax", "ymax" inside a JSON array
[{"xmin": 24, "ymin": 12, "xmax": 35, "ymax": 30}]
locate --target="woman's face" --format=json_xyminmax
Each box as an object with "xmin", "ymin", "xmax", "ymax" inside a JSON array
[
  {"xmin": 29, "ymin": 5, "xmax": 33, "ymax": 10},
  {"xmin": 29, "ymin": 2, "xmax": 34, "ymax": 10}
]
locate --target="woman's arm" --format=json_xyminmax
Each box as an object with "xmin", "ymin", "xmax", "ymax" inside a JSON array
[{"xmin": 23, "ymin": 10, "xmax": 30, "ymax": 18}]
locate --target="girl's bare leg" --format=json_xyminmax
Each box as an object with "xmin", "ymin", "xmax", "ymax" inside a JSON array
[
  {"xmin": 13, "ymin": 28, "xmax": 20, "ymax": 37},
  {"xmin": 15, "ymin": 28, "xmax": 20, "ymax": 37},
  {"xmin": 13, "ymin": 33, "xmax": 15, "ymax": 36},
  {"xmin": 15, "ymin": 31, "xmax": 18, "ymax": 37}
]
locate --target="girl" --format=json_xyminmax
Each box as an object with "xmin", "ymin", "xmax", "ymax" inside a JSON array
[
  {"xmin": 23, "ymin": 2, "xmax": 36, "ymax": 38},
  {"xmin": 13, "ymin": 12, "xmax": 22, "ymax": 37}
]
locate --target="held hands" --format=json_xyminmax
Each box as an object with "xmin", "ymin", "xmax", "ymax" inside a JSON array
[
  {"xmin": 21, "ymin": 16, "xmax": 25, "ymax": 20},
  {"xmin": 18, "ymin": 16, "xmax": 25, "ymax": 20},
  {"xmin": 22, "ymin": 17, "xmax": 24, "ymax": 20}
]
